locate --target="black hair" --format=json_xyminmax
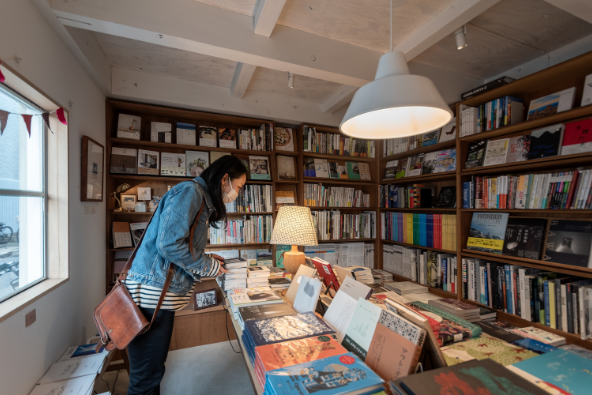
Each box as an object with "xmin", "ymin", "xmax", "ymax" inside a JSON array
[{"xmin": 200, "ymin": 155, "xmax": 247, "ymax": 228}]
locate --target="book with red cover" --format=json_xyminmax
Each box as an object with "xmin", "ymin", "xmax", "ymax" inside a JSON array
[
  {"xmin": 312, "ymin": 257, "xmax": 340, "ymax": 292},
  {"xmin": 561, "ymin": 119, "xmax": 592, "ymax": 156}
]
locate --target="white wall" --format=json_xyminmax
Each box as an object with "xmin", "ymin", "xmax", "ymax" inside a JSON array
[{"xmin": 0, "ymin": 1, "xmax": 106, "ymax": 393}]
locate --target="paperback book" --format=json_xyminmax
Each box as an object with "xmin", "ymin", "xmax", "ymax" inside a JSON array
[
  {"xmin": 176, "ymin": 122, "xmax": 196, "ymax": 145},
  {"xmin": 544, "ymin": 220, "xmax": 592, "ymax": 268},
  {"xmin": 137, "ymin": 149, "xmax": 159, "ymax": 175},
  {"xmin": 160, "ymin": 152, "xmax": 186, "ymax": 176},
  {"xmin": 464, "ymin": 140, "xmax": 486, "ymax": 169},
  {"xmin": 406, "ymin": 154, "xmax": 424, "ymax": 177},
  {"xmin": 433, "ymin": 149, "xmax": 456, "ymax": 173},
  {"xmin": 199, "ymin": 126, "xmax": 218, "ymax": 147},
  {"xmin": 439, "ymin": 117, "xmax": 456, "ymax": 142},
  {"xmin": 467, "ymin": 212, "xmax": 509, "ymax": 254},
  {"xmin": 218, "ymin": 127, "xmax": 237, "ymax": 149},
  {"xmin": 249, "ymin": 156, "xmax": 271, "ymax": 180},
  {"xmin": 502, "ymin": 218, "xmax": 546, "ymax": 260},
  {"xmin": 483, "ymin": 138, "xmax": 509, "ymax": 166},
  {"xmin": 506, "ymin": 135, "xmax": 531, "ymax": 163},
  {"xmin": 561, "ymin": 118, "xmax": 592, "ymax": 156},
  {"xmin": 528, "ymin": 124, "xmax": 565, "ymax": 159},
  {"xmin": 527, "ymin": 87, "xmax": 576, "ymax": 121},
  {"xmin": 186, "ymin": 150, "xmax": 209, "ymax": 177}
]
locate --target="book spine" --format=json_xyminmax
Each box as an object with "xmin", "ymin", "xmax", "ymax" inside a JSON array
[
  {"xmin": 572, "ymin": 285, "xmax": 579, "ymax": 335},
  {"xmin": 544, "ymin": 281, "xmax": 551, "ymax": 327},
  {"xmin": 505, "ymin": 265, "xmax": 512, "ymax": 315},
  {"xmin": 555, "ymin": 279, "xmax": 563, "ymax": 331}
]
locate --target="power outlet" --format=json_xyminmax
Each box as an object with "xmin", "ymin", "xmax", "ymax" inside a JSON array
[{"xmin": 25, "ymin": 309, "xmax": 36, "ymax": 327}]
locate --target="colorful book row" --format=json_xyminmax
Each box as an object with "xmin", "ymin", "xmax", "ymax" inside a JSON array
[{"xmin": 380, "ymin": 213, "xmax": 457, "ymax": 251}]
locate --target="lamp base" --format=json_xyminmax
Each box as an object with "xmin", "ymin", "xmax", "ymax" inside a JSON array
[{"xmin": 283, "ymin": 245, "xmax": 305, "ymax": 275}]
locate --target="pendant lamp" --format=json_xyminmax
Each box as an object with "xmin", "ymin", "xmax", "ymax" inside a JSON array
[{"xmin": 340, "ymin": 1, "xmax": 453, "ymax": 140}]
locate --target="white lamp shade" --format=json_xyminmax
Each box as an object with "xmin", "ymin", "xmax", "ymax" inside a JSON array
[
  {"xmin": 270, "ymin": 206, "xmax": 318, "ymax": 246},
  {"xmin": 340, "ymin": 51, "xmax": 453, "ymax": 139}
]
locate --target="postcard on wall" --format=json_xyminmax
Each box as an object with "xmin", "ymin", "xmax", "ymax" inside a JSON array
[
  {"xmin": 527, "ymin": 87, "xmax": 575, "ymax": 121},
  {"xmin": 161, "ymin": 152, "xmax": 186, "ymax": 176},
  {"xmin": 150, "ymin": 122, "xmax": 172, "ymax": 143},
  {"xmin": 218, "ymin": 127, "xmax": 237, "ymax": 149},
  {"xmin": 199, "ymin": 126, "xmax": 218, "ymax": 147},
  {"xmin": 186, "ymin": 150, "xmax": 209, "ymax": 177},
  {"xmin": 137, "ymin": 149, "xmax": 159, "ymax": 175},
  {"xmin": 274, "ymin": 127, "xmax": 294, "ymax": 152},
  {"xmin": 277, "ymin": 155, "xmax": 296, "ymax": 180},
  {"xmin": 249, "ymin": 155, "xmax": 271, "ymax": 180},
  {"xmin": 176, "ymin": 122, "xmax": 197, "ymax": 145},
  {"xmin": 117, "ymin": 114, "xmax": 141, "ymax": 140}
]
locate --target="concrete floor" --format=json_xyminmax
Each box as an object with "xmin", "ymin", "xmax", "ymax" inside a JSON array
[{"xmin": 94, "ymin": 340, "xmax": 255, "ymax": 395}]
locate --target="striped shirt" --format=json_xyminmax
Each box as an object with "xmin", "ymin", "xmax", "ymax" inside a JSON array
[{"xmin": 125, "ymin": 259, "xmax": 221, "ymax": 311}]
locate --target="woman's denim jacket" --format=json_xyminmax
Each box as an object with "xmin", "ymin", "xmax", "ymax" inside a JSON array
[{"xmin": 126, "ymin": 177, "xmax": 216, "ymax": 295}]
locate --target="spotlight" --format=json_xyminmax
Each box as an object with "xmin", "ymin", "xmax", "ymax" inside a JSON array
[
  {"xmin": 287, "ymin": 72, "xmax": 295, "ymax": 88},
  {"xmin": 455, "ymin": 25, "xmax": 467, "ymax": 50}
]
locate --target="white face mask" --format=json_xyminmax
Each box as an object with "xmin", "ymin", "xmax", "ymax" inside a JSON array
[{"xmin": 223, "ymin": 177, "xmax": 239, "ymax": 203}]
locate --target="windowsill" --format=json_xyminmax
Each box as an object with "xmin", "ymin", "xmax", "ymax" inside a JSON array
[{"xmin": 0, "ymin": 278, "xmax": 69, "ymax": 324}]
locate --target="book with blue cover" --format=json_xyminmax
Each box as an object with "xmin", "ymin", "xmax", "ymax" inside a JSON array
[{"xmin": 264, "ymin": 353, "xmax": 384, "ymax": 395}]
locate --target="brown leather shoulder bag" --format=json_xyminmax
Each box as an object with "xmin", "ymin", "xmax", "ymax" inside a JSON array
[{"xmin": 93, "ymin": 200, "xmax": 205, "ymax": 352}]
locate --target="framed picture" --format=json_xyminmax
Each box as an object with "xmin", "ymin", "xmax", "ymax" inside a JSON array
[
  {"xmin": 81, "ymin": 136, "xmax": 104, "ymax": 202},
  {"xmin": 193, "ymin": 288, "xmax": 218, "ymax": 310},
  {"xmin": 121, "ymin": 194, "xmax": 137, "ymax": 211}
]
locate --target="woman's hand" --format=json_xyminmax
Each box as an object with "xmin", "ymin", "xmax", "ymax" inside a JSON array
[{"xmin": 216, "ymin": 265, "xmax": 228, "ymax": 277}]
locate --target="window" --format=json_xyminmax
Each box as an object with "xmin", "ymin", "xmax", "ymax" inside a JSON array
[{"xmin": 0, "ymin": 85, "xmax": 47, "ymax": 303}]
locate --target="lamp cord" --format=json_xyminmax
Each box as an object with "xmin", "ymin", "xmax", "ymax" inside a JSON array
[{"xmin": 390, "ymin": 0, "xmax": 393, "ymax": 52}]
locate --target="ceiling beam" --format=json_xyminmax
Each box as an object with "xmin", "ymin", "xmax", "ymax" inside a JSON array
[
  {"xmin": 50, "ymin": 0, "xmax": 380, "ymax": 87},
  {"xmin": 543, "ymin": 0, "xmax": 592, "ymax": 25},
  {"xmin": 111, "ymin": 68, "xmax": 346, "ymax": 126},
  {"xmin": 321, "ymin": 86, "xmax": 357, "ymax": 114},
  {"xmin": 253, "ymin": 0, "xmax": 287, "ymax": 37},
  {"xmin": 395, "ymin": 0, "xmax": 501, "ymax": 61},
  {"xmin": 230, "ymin": 63, "xmax": 257, "ymax": 99}
]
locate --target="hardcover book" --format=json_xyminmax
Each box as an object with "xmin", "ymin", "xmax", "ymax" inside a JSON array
[
  {"xmin": 218, "ymin": 127, "xmax": 237, "ymax": 149},
  {"xmin": 346, "ymin": 161, "xmax": 361, "ymax": 180},
  {"xmin": 337, "ymin": 165, "xmax": 348, "ymax": 179},
  {"xmin": 528, "ymin": 124, "xmax": 565, "ymax": 159},
  {"xmin": 527, "ymin": 87, "xmax": 576, "ymax": 121},
  {"xmin": 314, "ymin": 159, "xmax": 330, "ymax": 178},
  {"xmin": 329, "ymin": 161, "xmax": 340, "ymax": 179},
  {"xmin": 439, "ymin": 117, "xmax": 456, "ymax": 142},
  {"xmin": 176, "ymin": 122, "xmax": 196, "ymax": 145},
  {"xmin": 342, "ymin": 298, "xmax": 382, "ymax": 359},
  {"xmin": 406, "ymin": 154, "xmax": 424, "ymax": 177},
  {"xmin": 160, "ymin": 152, "xmax": 186, "ymax": 176},
  {"xmin": 422, "ymin": 129, "xmax": 440, "ymax": 146},
  {"xmin": 274, "ymin": 127, "xmax": 294, "ymax": 152},
  {"xmin": 544, "ymin": 220, "xmax": 592, "ymax": 268},
  {"xmin": 186, "ymin": 150, "xmax": 209, "ymax": 177},
  {"xmin": 249, "ymin": 155, "xmax": 271, "ymax": 180},
  {"xmin": 561, "ymin": 119, "xmax": 592, "ymax": 156},
  {"xmin": 137, "ymin": 149, "xmax": 159, "ymax": 175},
  {"xmin": 358, "ymin": 162, "xmax": 371, "ymax": 180},
  {"xmin": 198, "ymin": 126, "xmax": 218, "ymax": 147},
  {"xmin": 245, "ymin": 312, "xmax": 335, "ymax": 347},
  {"xmin": 506, "ymin": 135, "xmax": 531, "ymax": 163},
  {"xmin": 483, "ymin": 138, "xmax": 509, "ymax": 166},
  {"xmin": 384, "ymin": 160, "xmax": 398, "ymax": 180},
  {"xmin": 110, "ymin": 147, "xmax": 137, "ymax": 174},
  {"xmin": 464, "ymin": 140, "xmax": 487, "ymax": 169},
  {"xmin": 421, "ymin": 152, "xmax": 439, "ymax": 175},
  {"xmin": 502, "ymin": 218, "xmax": 546, "ymax": 260},
  {"xmin": 435, "ymin": 186, "xmax": 456, "ymax": 208},
  {"xmin": 264, "ymin": 353, "xmax": 384, "ymax": 395},
  {"xmin": 433, "ymin": 149, "xmax": 456, "ymax": 173},
  {"xmin": 396, "ymin": 157, "xmax": 409, "ymax": 178},
  {"xmin": 474, "ymin": 321, "xmax": 524, "ymax": 343},
  {"xmin": 441, "ymin": 336, "xmax": 538, "ymax": 367},
  {"xmin": 238, "ymin": 303, "xmax": 296, "ymax": 323},
  {"xmin": 467, "ymin": 212, "xmax": 509, "ymax": 254}
]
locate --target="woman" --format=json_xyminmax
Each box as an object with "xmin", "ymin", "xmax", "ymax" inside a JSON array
[{"xmin": 124, "ymin": 155, "xmax": 247, "ymax": 395}]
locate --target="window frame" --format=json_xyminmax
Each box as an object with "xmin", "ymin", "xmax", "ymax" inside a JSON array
[{"xmin": 0, "ymin": 83, "xmax": 49, "ymax": 304}]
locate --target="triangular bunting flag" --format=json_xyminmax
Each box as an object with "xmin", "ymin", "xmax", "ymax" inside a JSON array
[
  {"xmin": 0, "ymin": 110, "xmax": 9, "ymax": 135},
  {"xmin": 41, "ymin": 112, "xmax": 53, "ymax": 134},
  {"xmin": 0, "ymin": 59, "xmax": 5, "ymax": 83},
  {"xmin": 56, "ymin": 107, "xmax": 67, "ymax": 125},
  {"xmin": 21, "ymin": 114, "xmax": 33, "ymax": 137}
]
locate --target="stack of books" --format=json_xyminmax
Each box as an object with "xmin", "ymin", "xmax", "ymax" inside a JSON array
[
  {"xmin": 222, "ymin": 258, "xmax": 248, "ymax": 290},
  {"xmin": 268, "ymin": 267, "xmax": 290, "ymax": 290},
  {"xmin": 237, "ymin": 303, "xmax": 296, "ymax": 332},
  {"xmin": 335, "ymin": 265, "xmax": 374, "ymax": 285},
  {"xmin": 371, "ymin": 269, "xmax": 394, "ymax": 284},
  {"xmin": 228, "ymin": 288, "xmax": 283, "ymax": 326},
  {"xmin": 427, "ymin": 298, "xmax": 481, "ymax": 322},
  {"xmin": 247, "ymin": 266, "xmax": 271, "ymax": 288},
  {"xmin": 383, "ymin": 281, "xmax": 428, "ymax": 295}
]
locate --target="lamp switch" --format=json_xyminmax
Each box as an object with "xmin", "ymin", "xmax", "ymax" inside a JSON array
[{"xmin": 25, "ymin": 309, "xmax": 36, "ymax": 327}]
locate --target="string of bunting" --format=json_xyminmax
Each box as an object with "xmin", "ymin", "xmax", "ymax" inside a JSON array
[{"xmin": 0, "ymin": 59, "xmax": 68, "ymax": 137}]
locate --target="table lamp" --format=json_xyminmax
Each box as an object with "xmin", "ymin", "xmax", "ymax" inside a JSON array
[{"xmin": 270, "ymin": 206, "xmax": 318, "ymax": 274}]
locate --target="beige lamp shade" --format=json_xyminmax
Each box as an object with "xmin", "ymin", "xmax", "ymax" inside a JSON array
[{"xmin": 270, "ymin": 206, "xmax": 318, "ymax": 246}]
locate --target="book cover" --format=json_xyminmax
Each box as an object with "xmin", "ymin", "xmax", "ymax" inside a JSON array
[
  {"xmin": 527, "ymin": 87, "xmax": 576, "ymax": 121},
  {"xmin": 137, "ymin": 149, "xmax": 159, "ymax": 175},
  {"xmin": 421, "ymin": 152, "xmax": 439, "ymax": 175},
  {"xmin": 277, "ymin": 155, "xmax": 296, "ymax": 180},
  {"xmin": 337, "ymin": 165, "xmax": 348, "ymax": 179},
  {"xmin": 544, "ymin": 220, "xmax": 592, "ymax": 268},
  {"xmin": 274, "ymin": 127, "xmax": 294, "ymax": 152},
  {"xmin": 439, "ymin": 117, "xmax": 456, "ymax": 142},
  {"xmin": 239, "ymin": 303, "xmax": 296, "ymax": 322},
  {"xmin": 37, "ymin": 354, "xmax": 106, "ymax": 384},
  {"xmin": 406, "ymin": 154, "xmax": 424, "ymax": 177},
  {"xmin": 506, "ymin": 135, "xmax": 531, "ymax": 163},
  {"xmin": 329, "ymin": 161, "xmax": 340, "ymax": 179},
  {"xmin": 217, "ymin": 127, "xmax": 237, "ymax": 149},
  {"xmin": 116, "ymin": 114, "xmax": 141, "ymax": 140},
  {"xmin": 275, "ymin": 191, "xmax": 295, "ymax": 209},
  {"xmin": 582, "ymin": 73, "xmax": 592, "ymax": 106},
  {"xmin": 30, "ymin": 376, "xmax": 96, "ymax": 395},
  {"xmin": 474, "ymin": 321, "xmax": 524, "ymax": 343},
  {"xmin": 314, "ymin": 159, "xmax": 330, "ymax": 178},
  {"xmin": 304, "ymin": 157, "xmax": 316, "ymax": 177},
  {"xmin": 185, "ymin": 150, "xmax": 209, "ymax": 177},
  {"xmin": 441, "ymin": 336, "xmax": 538, "ymax": 367},
  {"xmin": 293, "ymin": 276, "xmax": 322, "ymax": 314},
  {"xmin": 464, "ymin": 140, "xmax": 487, "ymax": 169},
  {"xmin": 245, "ymin": 312, "xmax": 335, "ymax": 347},
  {"xmin": 249, "ymin": 155, "xmax": 271, "ymax": 180},
  {"xmin": 396, "ymin": 157, "xmax": 409, "ymax": 178},
  {"xmin": 422, "ymin": 129, "xmax": 440, "ymax": 146},
  {"xmin": 483, "ymin": 138, "xmax": 509, "ymax": 166},
  {"xmin": 342, "ymin": 298, "xmax": 382, "ymax": 359},
  {"xmin": 110, "ymin": 147, "xmax": 137, "ymax": 174},
  {"xmin": 210, "ymin": 151, "xmax": 231, "ymax": 163},
  {"xmin": 176, "ymin": 122, "xmax": 196, "ymax": 145},
  {"xmin": 150, "ymin": 122, "xmax": 171, "ymax": 143},
  {"xmin": 264, "ymin": 353, "xmax": 384, "ymax": 395},
  {"xmin": 400, "ymin": 359, "xmax": 548, "ymax": 395},
  {"xmin": 433, "ymin": 149, "xmax": 456, "ymax": 173},
  {"xmin": 561, "ymin": 119, "xmax": 592, "ymax": 156},
  {"xmin": 528, "ymin": 124, "xmax": 565, "ymax": 159},
  {"xmin": 358, "ymin": 162, "xmax": 371, "ymax": 180},
  {"xmin": 129, "ymin": 222, "xmax": 148, "ymax": 247},
  {"xmin": 346, "ymin": 162, "xmax": 361, "ymax": 180},
  {"xmin": 160, "ymin": 152, "xmax": 186, "ymax": 176},
  {"xmin": 502, "ymin": 218, "xmax": 547, "ymax": 260},
  {"xmin": 383, "ymin": 160, "xmax": 398, "ymax": 180},
  {"xmin": 198, "ymin": 125, "xmax": 218, "ymax": 147},
  {"xmin": 467, "ymin": 212, "xmax": 510, "ymax": 254},
  {"xmin": 435, "ymin": 186, "xmax": 456, "ymax": 208}
]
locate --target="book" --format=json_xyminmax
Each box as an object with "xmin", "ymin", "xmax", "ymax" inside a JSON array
[
  {"xmin": 433, "ymin": 149, "xmax": 456, "ymax": 173},
  {"xmin": 285, "ymin": 265, "xmax": 317, "ymax": 306},
  {"xmin": 561, "ymin": 119, "xmax": 592, "ymax": 156},
  {"xmin": 275, "ymin": 190, "xmax": 295, "ymax": 209},
  {"xmin": 264, "ymin": 353, "xmax": 384, "ymax": 395},
  {"xmin": 483, "ymin": 138, "xmax": 509, "ymax": 166},
  {"xmin": 464, "ymin": 140, "xmax": 487, "ymax": 169},
  {"xmin": 544, "ymin": 220, "xmax": 592, "ymax": 268},
  {"xmin": 129, "ymin": 222, "xmax": 148, "ymax": 247},
  {"xmin": 150, "ymin": 122, "xmax": 171, "ymax": 143},
  {"xmin": 502, "ymin": 218, "xmax": 546, "ymax": 260},
  {"xmin": 461, "ymin": 76, "xmax": 515, "ymax": 100},
  {"xmin": 474, "ymin": 321, "xmax": 524, "ymax": 343},
  {"xmin": 337, "ymin": 165, "xmax": 349, "ymax": 179},
  {"xmin": 506, "ymin": 135, "xmax": 531, "ymax": 163},
  {"xmin": 527, "ymin": 87, "xmax": 576, "ymax": 121},
  {"xmin": 435, "ymin": 186, "xmax": 456, "ymax": 208},
  {"xmin": 218, "ymin": 127, "xmax": 237, "ymax": 149},
  {"xmin": 245, "ymin": 312, "xmax": 335, "ymax": 347},
  {"xmin": 328, "ymin": 161, "xmax": 340, "ymax": 178},
  {"xmin": 57, "ymin": 344, "xmax": 108, "ymax": 362},
  {"xmin": 528, "ymin": 124, "xmax": 565, "ymax": 159},
  {"xmin": 293, "ymin": 276, "xmax": 322, "ymax": 314},
  {"xmin": 137, "ymin": 149, "xmax": 159, "ymax": 175},
  {"xmin": 277, "ymin": 155, "xmax": 296, "ymax": 180},
  {"xmin": 274, "ymin": 127, "xmax": 294, "ymax": 151},
  {"xmin": 346, "ymin": 162, "xmax": 361, "ymax": 180},
  {"xmin": 560, "ymin": 344, "xmax": 592, "ymax": 360},
  {"xmin": 583, "ymin": 73, "xmax": 592, "ymax": 106},
  {"xmin": 395, "ymin": 157, "xmax": 409, "ymax": 178},
  {"xmin": 342, "ymin": 298, "xmax": 382, "ymax": 359},
  {"xmin": 37, "ymin": 354, "xmax": 106, "ymax": 384},
  {"xmin": 160, "ymin": 152, "xmax": 186, "ymax": 176},
  {"xmin": 249, "ymin": 155, "xmax": 271, "ymax": 181},
  {"xmin": 323, "ymin": 290, "xmax": 358, "ymax": 343},
  {"xmin": 116, "ymin": 114, "xmax": 141, "ymax": 140},
  {"xmin": 467, "ymin": 212, "xmax": 509, "ymax": 254},
  {"xmin": 406, "ymin": 154, "xmax": 424, "ymax": 177},
  {"xmin": 210, "ymin": 150, "xmax": 230, "ymax": 162},
  {"xmin": 358, "ymin": 162, "xmax": 371, "ymax": 180},
  {"xmin": 441, "ymin": 336, "xmax": 538, "ymax": 367},
  {"xmin": 112, "ymin": 222, "xmax": 132, "ymax": 248},
  {"xmin": 303, "ymin": 157, "xmax": 315, "ymax": 177},
  {"xmin": 314, "ymin": 159, "xmax": 330, "ymax": 178},
  {"xmin": 30, "ymin": 376, "xmax": 97, "ymax": 395},
  {"xmin": 510, "ymin": 326, "xmax": 566, "ymax": 346},
  {"xmin": 238, "ymin": 303, "xmax": 296, "ymax": 323},
  {"xmin": 110, "ymin": 147, "xmax": 137, "ymax": 174},
  {"xmin": 198, "ymin": 126, "xmax": 218, "ymax": 147},
  {"xmin": 185, "ymin": 150, "xmax": 209, "ymax": 177},
  {"xmin": 312, "ymin": 258, "xmax": 340, "ymax": 293},
  {"xmin": 509, "ymin": 349, "xmax": 592, "ymax": 395},
  {"xmin": 421, "ymin": 151, "xmax": 438, "ymax": 175},
  {"xmin": 439, "ymin": 117, "xmax": 456, "ymax": 142},
  {"xmin": 176, "ymin": 122, "xmax": 196, "ymax": 145},
  {"xmin": 422, "ymin": 129, "xmax": 440, "ymax": 146},
  {"xmin": 229, "ymin": 290, "xmax": 283, "ymax": 311}
]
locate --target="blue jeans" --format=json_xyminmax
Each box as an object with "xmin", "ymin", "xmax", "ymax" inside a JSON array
[{"xmin": 127, "ymin": 307, "xmax": 176, "ymax": 395}]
